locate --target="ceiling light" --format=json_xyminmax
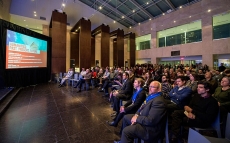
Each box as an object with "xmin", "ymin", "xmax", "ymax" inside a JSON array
[
  {"xmin": 113, "ymin": 21, "xmax": 116, "ymax": 23},
  {"xmin": 79, "ymin": 26, "xmax": 81, "ymax": 29},
  {"xmin": 208, "ymin": 9, "xmax": 211, "ymax": 12},
  {"xmin": 162, "ymin": 13, "xmax": 165, "ymax": 15},
  {"xmin": 26, "ymin": 25, "xmax": 28, "ymax": 26},
  {"xmin": 161, "ymin": 25, "xmax": 163, "ymax": 26},
  {"xmin": 122, "ymin": 16, "xmax": 124, "ymax": 18},
  {"xmin": 99, "ymin": 6, "xmax": 102, "ymax": 10},
  {"xmin": 147, "ymin": 2, "xmax": 149, "ymax": 4},
  {"xmin": 34, "ymin": 11, "xmax": 36, "ymax": 13},
  {"xmin": 179, "ymin": 6, "xmax": 182, "ymax": 8},
  {"xmin": 151, "ymin": 28, "xmax": 152, "ymax": 30},
  {"xmin": 129, "ymin": 26, "xmax": 131, "ymax": 29},
  {"xmin": 149, "ymin": 18, "xmax": 151, "ymax": 20},
  {"xmin": 133, "ymin": 10, "xmax": 135, "ymax": 13},
  {"xmin": 24, "ymin": 20, "xmax": 26, "ymax": 21},
  {"xmin": 62, "ymin": 3, "xmax": 65, "ymax": 7},
  {"xmin": 34, "ymin": 14, "xmax": 37, "ymax": 16},
  {"xmin": 174, "ymin": 21, "xmax": 176, "ymax": 23},
  {"xmin": 189, "ymin": 16, "xmax": 191, "ymax": 18},
  {"xmin": 138, "ymin": 23, "xmax": 140, "ymax": 25}
]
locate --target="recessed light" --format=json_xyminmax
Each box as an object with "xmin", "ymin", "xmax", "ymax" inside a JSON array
[
  {"xmin": 151, "ymin": 28, "xmax": 152, "ymax": 30},
  {"xmin": 34, "ymin": 11, "xmax": 36, "ymax": 13},
  {"xmin": 138, "ymin": 23, "xmax": 140, "ymax": 25},
  {"xmin": 34, "ymin": 14, "xmax": 37, "ymax": 16},
  {"xmin": 113, "ymin": 21, "xmax": 116, "ymax": 23},
  {"xmin": 129, "ymin": 26, "xmax": 131, "ymax": 29},
  {"xmin": 133, "ymin": 10, "xmax": 135, "ymax": 13},
  {"xmin": 62, "ymin": 3, "xmax": 65, "ymax": 7},
  {"xmin": 122, "ymin": 16, "xmax": 124, "ymax": 18},
  {"xmin": 174, "ymin": 21, "xmax": 176, "ymax": 23},
  {"xmin": 79, "ymin": 26, "xmax": 80, "ymax": 29},
  {"xmin": 162, "ymin": 13, "xmax": 165, "ymax": 15},
  {"xmin": 99, "ymin": 6, "xmax": 102, "ymax": 10},
  {"xmin": 24, "ymin": 20, "xmax": 26, "ymax": 21},
  {"xmin": 208, "ymin": 9, "xmax": 211, "ymax": 12},
  {"xmin": 189, "ymin": 16, "xmax": 191, "ymax": 18},
  {"xmin": 147, "ymin": 2, "xmax": 149, "ymax": 4},
  {"xmin": 179, "ymin": 6, "xmax": 182, "ymax": 8},
  {"xmin": 149, "ymin": 18, "xmax": 151, "ymax": 20}
]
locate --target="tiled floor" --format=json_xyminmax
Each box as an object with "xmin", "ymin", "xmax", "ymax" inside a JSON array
[{"xmin": 0, "ymin": 83, "xmax": 121, "ymax": 143}]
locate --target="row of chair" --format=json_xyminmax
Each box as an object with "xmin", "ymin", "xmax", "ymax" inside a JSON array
[{"xmin": 188, "ymin": 113, "xmax": 230, "ymax": 143}]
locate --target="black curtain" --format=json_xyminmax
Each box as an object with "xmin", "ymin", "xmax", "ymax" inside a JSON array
[{"xmin": 0, "ymin": 19, "xmax": 51, "ymax": 87}]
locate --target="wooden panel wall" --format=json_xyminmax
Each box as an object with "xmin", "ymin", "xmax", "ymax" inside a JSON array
[
  {"xmin": 129, "ymin": 33, "xmax": 136, "ymax": 67},
  {"xmin": 70, "ymin": 33, "xmax": 79, "ymax": 67},
  {"xmin": 49, "ymin": 10, "xmax": 67, "ymax": 73},
  {"xmin": 100, "ymin": 25, "xmax": 110, "ymax": 67},
  {"xmin": 91, "ymin": 36, "xmax": 95, "ymax": 67},
  {"xmin": 116, "ymin": 29, "xmax": 124, "ymax": 67},
  {"xmin": 113, "ymin": 38, "xmax": 117, "ymax": 67},
  {"xmin": 79, "ymin": 19, "xmax": 91, "ymax": 69}
]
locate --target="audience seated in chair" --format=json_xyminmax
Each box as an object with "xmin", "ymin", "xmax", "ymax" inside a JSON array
[
  {"xmin": 202, "ymin": 71, "xmax": 218, "ymax": 94},
  {"xmin": 166, "ymin": 76, "xmax": 192, "ymax": 115},
  {"xmin": 114, "ymin": 81, "xmax": 167, "ymax": 143},
  {"xmin": 112, "ymin": 72, "xmax": 133, "ymax": 116},
  {"xmin": 107, "ymin": 78, "xmax": 146, "ymax": 127},
  {"xmin": 170, "ymin": 81, "xmax": 219, "ymax": 143},
  {"xmin": 161, "ymin": 75, "xmax": 172, "ymax": 99},
  {"xmin": 74, "ymin": 68, "xmax": 91, "ymax": 92},
  {"xmin": 213, "ymin": 76, "xmax": 230, "ymax": 138},
  {"xmin": 58, "ymin": 68, "xmax": 74, "ymax": 87}
]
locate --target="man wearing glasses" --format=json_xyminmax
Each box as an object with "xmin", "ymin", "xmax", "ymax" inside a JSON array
[{"xmin": 114, "ymin": 81, "xmax": 167, "ymax": 143}]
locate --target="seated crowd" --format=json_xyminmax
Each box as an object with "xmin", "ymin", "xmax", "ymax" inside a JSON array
[{"xmin": 59, "ymin": 63, "xmax": 230, "ymax": 143}]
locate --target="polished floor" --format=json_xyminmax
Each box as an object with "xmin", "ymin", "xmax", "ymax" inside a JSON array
[{"xmin": 0, "ymin": 83, "xmax": 121, "ymax": 143}]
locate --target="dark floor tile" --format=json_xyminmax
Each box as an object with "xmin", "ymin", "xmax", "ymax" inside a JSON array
[
  {"xmin": 86, "ymin": 101, "xmax": 113, "ymax": 122},
  {"xmin": 32, "ymin": 89, "xmax": 52, "ymax": 96},
  {"xmin": 19, "ymin": 114, "xmax": 67, "ymax": 143},
  {"xmin": 24, "ymin": 101, "xmax": 59, "ymax": 120},
  {"xmin": 30, "ymin": 93, "xmax": 54, "ymax": 104},
  {"xmin": 0, "ymin": 125, "xmax": 22, "ymax": 143},
  {"xmin": 56, "ymin": 98, "xmax": 83, "ymax": 113},
  {"xmin": 60, "ymin": 106, "xmax": 101, "ymax": 136},
  {"xmin": 69, "ymin": 124, "xmax": 119, "ymax": 143},
  {"xmin": 0, "ymin": 106, "xmax": 28, "ymax": 129}
]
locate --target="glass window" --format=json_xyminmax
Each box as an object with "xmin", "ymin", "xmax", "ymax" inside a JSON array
[
  {"xmin": 213, "ymin": 12, "xmax": 230, "ymax": 39},
  {"xmin": 157, "ymin": 20, "xmax": 202, "ymax": 47},
  {"xmin": 136, "ymin": 34, "xmax": 151, "ymax": 50}
]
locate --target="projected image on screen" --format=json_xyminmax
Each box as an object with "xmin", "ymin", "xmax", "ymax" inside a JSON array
[{"xmin": 6, "ymin": 30, "xmax": 47, "ymax": 69}]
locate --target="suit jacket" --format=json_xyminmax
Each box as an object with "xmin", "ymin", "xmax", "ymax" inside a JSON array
[
  {"xmin": 136, "ymin": 95, "xmax": 167, "ymax": 141},
  {"xmin": 124, "ymin": 89, "xmax": 146, "ymax": 113},
  {"xmin": 117, "ymin": 79, "xmax": 133, "ymax": 100}
]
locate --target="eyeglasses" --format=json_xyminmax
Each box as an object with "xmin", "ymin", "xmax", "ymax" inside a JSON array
[{"xmin": 149, "ymin": 86, "xmax": 158, "ymax": 89}]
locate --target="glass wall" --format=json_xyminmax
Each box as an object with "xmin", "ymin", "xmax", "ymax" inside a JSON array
[
  {"xmin": 213, "ymin": 12, "xmax": 230, "ymax": 39},
  {"xmin": 136, "ymin": 34, "xmax": 151, "ymax": 50},
  {"xmin": 157, "ymin": 20, "xmax": 202, "ymax": 47}
]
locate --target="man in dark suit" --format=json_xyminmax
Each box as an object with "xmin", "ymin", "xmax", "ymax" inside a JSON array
[
  {"xmin": 114, "ymin": 81, "xmax": 167, "ymax": 143},
  {"xmin": 108, "ymin": 78, "xmax": 146, "ymax": 127},
  {"xmin": 112, "ymin": 72, "xmax": 133, "ymax": 115}
]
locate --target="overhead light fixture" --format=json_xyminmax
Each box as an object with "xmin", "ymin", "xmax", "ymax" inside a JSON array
[
  {"xmin": 189, "ymin": 16, "xmax": 191, "ymax": 18},
  {"xmin": 162, "ymin": 13, "xmax": 165, "ymax": 15},
  {"xmin": 34, "ymin": 11, "xmax": 36, "ymax": 13},
  {"xmin": 99, "ymin": 6, "xmax": 102, "ymax": 10},
  {"xmin": 151, "ymin": 28, "xmax": 152, "ymax": 30},
  {"xmin": 133, "ymin": 10, "xmax": 135, "ymax": 13},
  {"xmin": 24, "ymin": 20, "xmax": 26, "ymax": 21},
  {"xmin": 138, "ymin": 23, "xmax": 140, "ymax": 25},
  {"xmin": 113, "ymin": 21, "xmax": 116, "ymax": 23},
  {"xmin": 62, "ymin": 3, "xmax": 65, "ymax": 7},
  {"xmin": 174, "ymin": 21, "xmax": 176, "ymax": 23},
  {"xmin": 129, "ymin": 26, "xmax": 131, "ymax": 29},
  {"xmin": 149, "ymin": 18, "xmax": 151, "ymax": 20},
  {"xmin": 208, "ymin": 9, "xmax": 211, "ymax": 12},
  {"xmin": 179, "ymin": 6, "xmax": 182, "ymax": 8},
  {"xmin": 147, "ymin": 2, "xmax": 149, "ymax": 4},
  {"xmin": 26, "ymin": 25, "xmax": 28, "ymax": 26},
  {"xmin": 122, "ymin": 16, "xmax": 124, "ymax": 18},
  {"xmin": 34, "ymin": 14, "xmax": 37, "ymax": 17}
]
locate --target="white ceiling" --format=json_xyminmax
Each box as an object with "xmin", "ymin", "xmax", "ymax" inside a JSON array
[{"xmin": 9, "ymin": 0, "xmax": 128, "ymax": 33}]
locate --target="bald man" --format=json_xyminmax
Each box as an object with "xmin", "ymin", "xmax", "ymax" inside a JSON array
[{"xmin": 115, "ymin": 81, "xmax": 167, "ymax": 143}]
